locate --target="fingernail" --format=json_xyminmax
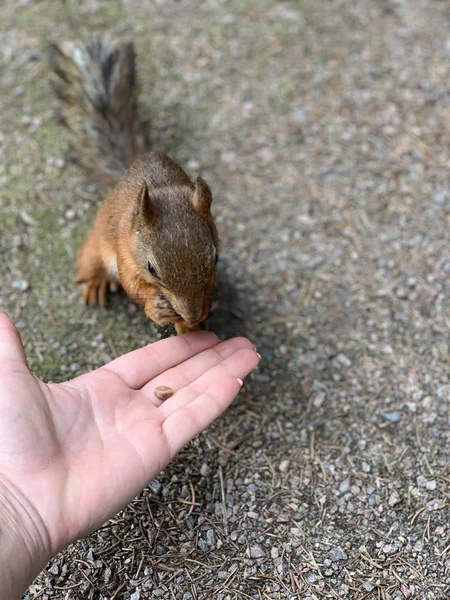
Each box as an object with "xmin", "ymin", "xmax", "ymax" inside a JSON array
[
  {"xmin": 256, "ymin": 353, "xmax": 262, "ymax": 360},
  {"xmin": 236, "ymin": 378, "xmax": 243, "ymax": 387}
]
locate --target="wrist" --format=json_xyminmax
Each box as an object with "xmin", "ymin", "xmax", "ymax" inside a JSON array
[{"xmin": 0, "ymin": 476, "xmax": 52, "ymax": 599}]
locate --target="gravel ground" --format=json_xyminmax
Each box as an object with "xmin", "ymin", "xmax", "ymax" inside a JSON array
[{"xmin": 1, "ymin": 0, "xmax": 450, "ymax": 598}]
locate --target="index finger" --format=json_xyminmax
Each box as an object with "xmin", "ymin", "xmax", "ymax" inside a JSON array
[{"xmin": 98, "ymin": 331, "xmax": 221, "ymax": 389}]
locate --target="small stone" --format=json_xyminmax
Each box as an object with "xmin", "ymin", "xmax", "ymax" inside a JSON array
[
  {"xmin": 426, "ymin": 498, "xmax": 445, "ymax": 511},
  {"xmin": 292, "ymin": 108, "xmax": 307, "ymax": 122},
  {"xmin": 103, "ymin": 568, "xmax": 112, "ymax": 584},
  {"xmin": 186, "ymin": 159, "xmax": 200, "ymax": 171},
  {"xmin": 270, "ymin": 547, "xmax": 279, "ymax": 559},
  {"xmin": 149, "ymin": 479, "xmax": 162, "ymax": 495},
  {"xmin": 426, "ymin": 479, "xmax": 437, "ymax": 491},
  {"xmin": 363, "ymin": 582, "xmax": 375, "ymax": 592},
  {"xmin": 417, "ymin": 475, "xmax": 428, "ymax": 488},
  {"xmin": 11, "ymin": 279, "xmax": 29, "ymax": 292},
  {"xmin": 200, "ymin": 463, "xmax": 211, "ymax": 477},
  {"xmin": 306, "ymin": 572, "xmax": 318, "ymax": 583},
  {"xmin": 130, "ymin": 593, "xmax": 140, "ymax": 600},
  {"xmin": 250, "ymin": 544, "xmax": 266, "ymax": 559},
  {"xmin": 155, "ymin": 545, "xmax": 166, "ymax": 556},
  {"xmin": 339, "ymin": 479, "xmax": 350, "ymax": 494},
  {"xmin": 383, "ymin": 410, "xmax": 401, "ymax": 423},
  {"xmin": 332, "ymin": 353, "xmax": 352, "ymax": 368},
  {"xmin": 313, "ymin": 391, "xmax": 326, "ymax": 407},
  {"xmin": 47, "ymin": 563, "xmax": 59, "ymax": 576},
  {"xmin": 197, "ymin": 539, "xmax": 209, "ymax": 552},
  {"xmin": 433, "ymin": 190, "xmax": 446, "ymax": 205},
  {"xmin": 382, "ymin": 542, "xmax": 399, "ymax": 555},
  {"xmin": 329, "ymin": 547, "xmax": 348, "ymax": 561},
  {"xmin": 65, "ymin": 208, "xmax": 76, "ymax": 220},
  {"xmin": 206, "ymin": 529, "xmax": 216, "ymax": 546},
  {"xmin": 279, "ymin": 459, "xmax": 290, "ymax": 473},
  {"xmin": 182, "ymin": 593, "xmax": 192, "ymax": 600},
  {"xmin": 154, "ymin": 386, "xmax": 173, "ymax": 401},
  {"xmin": 389, "ymin": 491, "xmax": 401, "ymax": 506}
]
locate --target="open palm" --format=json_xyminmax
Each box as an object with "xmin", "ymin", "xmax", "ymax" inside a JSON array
[{"xmin": 0, "ymin": 313, "xmax": 259, "ymax": 560}]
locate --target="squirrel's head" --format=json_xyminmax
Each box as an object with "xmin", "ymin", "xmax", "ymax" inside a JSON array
[{"xmin": 132, "ymin": 177, "xmax": 219, "ymax": 330}]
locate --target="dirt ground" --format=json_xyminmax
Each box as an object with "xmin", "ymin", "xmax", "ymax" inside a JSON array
[{"xmin": 1, "ymin": 0, "xmax": 450, "ymax": 598}]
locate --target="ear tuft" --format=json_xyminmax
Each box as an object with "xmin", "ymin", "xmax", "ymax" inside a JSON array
[
  {"xmin": 191, "ymin": 176, "xmax": 213, "ymax": 218},
  {"xmin": 136, "ymin": 182, "xmax": 156, "ymax": 225}
]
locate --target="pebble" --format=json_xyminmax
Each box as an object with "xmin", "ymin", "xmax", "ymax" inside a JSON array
[
  {"xmin": 383, "ymin": 410, "xmax": 401, "ymax": 423},
  {"xmin": 332, "ymin": 353, "xmax": 353, "ymax": 368},
  {"xmin": 279, "ymin": 459, "xmax": 290, "ymax": 472},
  {"xmin": 292, "ymin": 108, "xmax": 307, "ymax": 122},
  {"xmin": 200, "ymin": 463, "xmax": 211, "ymax": 477},
  {"xmin": 329, "ymin": 547, "xmax": 348, "ymax": 561},
  {"xmin": 103, "ymin": 568, "xmax": 112, "ymax": 584},
  {"xmin": 11, "ymin": 279, "xmax": 29, "ymax": 292},
  {"xmin": 130, "ymin": 593, "xmax": 140, "ymax": 600},
  {"xmin": 149, "ymin": 479, "xmax": 162, "ymax": 495},
  {"xmin": 206, "ymin": 529, "xmax": 216, "ymax": 546},
  {"xmin": 306, "ymin": 571, "xmax": 318, "ymax": 583},
  {"xmin": 47, "ymin": 563, "xmax": 59, "ymax": 576},
  {"xmin": 154, "ymin": 386, "xmax": 173, "ymax": 401},
  {"xmin": 250, "ymin": 544, "xmax": 265, "ymax": 558},
  {"xmin": 416, "ymin": 475, "xmax": 428, "ymax": 488},
  {"xmin": 382, "ymin": 542, "xmax": 399, "ymax": 555},
  {"xmin": 339, "ymin": 479, "xmax": 350, "ymax": 494},
  {"xmin": 426, "ymin": 498, "xmax": 445, "ymax": 511},
  {"xmin": 389, "ymin": 491, "xmax": 401, "ymax": 506}
]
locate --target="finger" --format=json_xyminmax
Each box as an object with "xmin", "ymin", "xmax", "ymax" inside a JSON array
[
  {"xmin": 163, "ymin": 376, "xmax": 242, "ymax": 457},
  {"xmin": 0, "ymin": 312, "xmax": 28, "ymax": 372},
  {"xmin": 159, "ymin": 347, "xmax": 259, "ymax": 418},
  {"xmin": 142, "ymin": 337, "xmax": 255, "ymax": 405},
  {"xmin": 98, "ymin": 331, "xmax": 222, "ymax": 389}
]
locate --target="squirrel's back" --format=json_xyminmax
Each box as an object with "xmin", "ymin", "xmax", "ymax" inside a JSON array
[{"xmin": 49, "ymin": 36, "xmax": 150, "ymax": 187}]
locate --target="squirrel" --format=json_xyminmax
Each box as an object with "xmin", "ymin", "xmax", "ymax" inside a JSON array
[{"xmin": 49, "ymin": 36, "xmax": 219, "ymax": 335}]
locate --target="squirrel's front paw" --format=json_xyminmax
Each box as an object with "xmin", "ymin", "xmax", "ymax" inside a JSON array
[
  {"xmin": 175, "ymin": 322, "xmax": 201, "ymax": 335},
  {"xmin": 81, "ymin": 277, "xmax": 110, "ymax": 307}
]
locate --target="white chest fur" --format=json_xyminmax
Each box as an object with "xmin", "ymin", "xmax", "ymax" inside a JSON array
[{"xmin": 107, "ymin": 256, "xmax": 120, "ymax": 281}]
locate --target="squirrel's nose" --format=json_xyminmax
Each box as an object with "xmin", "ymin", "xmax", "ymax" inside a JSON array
[{"xmin": 183, "ymin": 308, "xmax": 203, "ymax": 327}]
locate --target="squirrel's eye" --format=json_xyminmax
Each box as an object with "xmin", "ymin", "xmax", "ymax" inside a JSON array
[
  {"xmin": 147, "ymin": 262, "xmax": 157, "ymax": 277},
  {"xmin": 214, "ymin": 252, "xmax": 219, "ymax": 265}
]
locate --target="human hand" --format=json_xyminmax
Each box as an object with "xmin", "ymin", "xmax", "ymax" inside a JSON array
[{"xmin": 0, "ymin": 313, "xmax": 259, "ymax": 598}]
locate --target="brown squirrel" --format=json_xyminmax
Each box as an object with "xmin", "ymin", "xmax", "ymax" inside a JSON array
[{"xmin": 49, "ymin": 37, "xmax": 219, "ymax": 334}]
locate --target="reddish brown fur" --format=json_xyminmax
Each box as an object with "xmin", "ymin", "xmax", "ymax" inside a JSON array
[{"xmin": 76, "ymin": 152, "xmax": 219, "ymax": 334}]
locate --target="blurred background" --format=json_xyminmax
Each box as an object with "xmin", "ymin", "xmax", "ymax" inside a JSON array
[{"xmin": 1, "ymin": 0, "xmax": 450, "ymax": 598}]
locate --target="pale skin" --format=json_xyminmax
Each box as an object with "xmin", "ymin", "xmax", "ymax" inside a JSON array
[{"xmin": 0, "ymin": 313, "xmax": 260, "ymax": 599}]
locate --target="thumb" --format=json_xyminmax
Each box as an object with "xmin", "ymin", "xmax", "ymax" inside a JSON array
[{"xmin": 0, "ymin": 313, "xmax": 28, "ymax": 368}]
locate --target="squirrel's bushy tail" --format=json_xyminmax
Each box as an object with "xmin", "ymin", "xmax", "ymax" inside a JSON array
[{"xmin": 49, "ymin": 36, "xmax": 150, "ymax": 187}]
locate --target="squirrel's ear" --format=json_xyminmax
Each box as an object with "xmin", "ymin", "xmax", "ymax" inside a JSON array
[
  {"xmin": 136, "ymin": 182, "xmax": 156, "ymax": 225},
  {"xmin": 191, "ymin": 176, "xmax": 213, "ymax": 218}
]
